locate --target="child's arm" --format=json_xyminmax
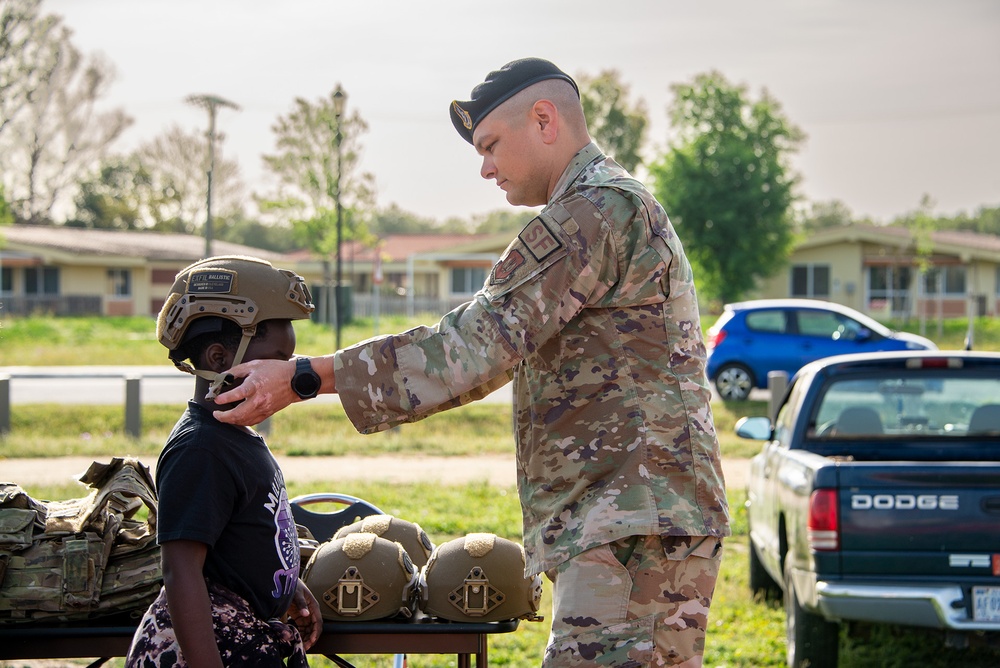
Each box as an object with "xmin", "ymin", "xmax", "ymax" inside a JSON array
[
  {"xmin": 288, "ymin": 577, "xmax": 323, "ymax": 649},
  {"xmin": 161, "ymin": 540, "xmax": 225, "ymax": 668}
]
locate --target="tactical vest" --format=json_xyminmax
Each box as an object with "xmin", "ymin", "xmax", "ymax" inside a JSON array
[{"xmin": 0, "ymin": 457, "xmax": 162, "ymax": 624}]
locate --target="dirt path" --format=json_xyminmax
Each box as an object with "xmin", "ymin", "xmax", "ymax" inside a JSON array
[{"xmin": 3, "ymin": 454, "xmax": 750, "ymax": 491}]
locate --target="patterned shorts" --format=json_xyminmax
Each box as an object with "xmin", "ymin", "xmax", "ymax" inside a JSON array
[
  {"xmin": 125, "ymin": 580, "xmax": 307, "ymax": 668},
  {"xmin": 544, "ymin": 535, "xmax": 723, "ymax": 668}
]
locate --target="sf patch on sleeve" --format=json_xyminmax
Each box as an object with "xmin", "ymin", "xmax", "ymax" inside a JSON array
[{"xmin": 489, "ymin": 216, "xmax": 565, "ymax": 289}]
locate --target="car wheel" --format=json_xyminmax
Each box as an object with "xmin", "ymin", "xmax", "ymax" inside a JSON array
[
  {"xmin": 715, "ymin": 363, "xmax": 754, "ymax": 401},
  {"xmin": 784, "ymin": 560, "xmax": 838, "ymax": 668},
  {"xmin": 748, "ymin": 538, "xmax": 781, "ymax": 601}
]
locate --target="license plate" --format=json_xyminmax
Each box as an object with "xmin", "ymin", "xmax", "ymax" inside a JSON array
[{"xmin": 973, "ymin": 586, "xmax": 1000, "ymax": 622}]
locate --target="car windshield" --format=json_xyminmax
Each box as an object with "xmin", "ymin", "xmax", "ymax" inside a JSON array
[{"xmin": 810, "ymin": 372, "xmax": 1000, "ymax": 439}]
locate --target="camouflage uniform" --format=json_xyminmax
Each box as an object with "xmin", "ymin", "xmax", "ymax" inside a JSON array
[{"xmin": 335, "ymin": 143, "xmax": 730, "ymax": 662}]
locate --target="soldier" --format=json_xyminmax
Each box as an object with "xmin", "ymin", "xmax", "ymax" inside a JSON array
[
  {"xmin": 127, "ymin": 256, "xmax": 322, "ymax": 668},
  {"xmin": 215, "ymin": 59, "xmax": 730, "ymax": 667}
]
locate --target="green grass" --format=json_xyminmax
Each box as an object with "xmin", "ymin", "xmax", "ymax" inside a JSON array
[
  {"xmin": 0, "ymin": 400, "xmax": 769, "ymax": 461},
  {"xmin": 9, "ymin": 482, "xmax": 998, "ymax": 668},
  {"xmin": 2, "ymin": 312, "xmax": 997, "ymax": 367}
]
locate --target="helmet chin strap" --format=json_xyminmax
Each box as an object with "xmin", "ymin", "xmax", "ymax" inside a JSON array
[
  {"xmin": 204, "ymin": 325, "xmax": 257, "ymax": 400},
  {"xmin": 168, "ymin": 325, "xmax": 257, "ymax": 401}
]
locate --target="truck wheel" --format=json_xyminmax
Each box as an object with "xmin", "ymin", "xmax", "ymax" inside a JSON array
[
  {"xmin": 715, "ymin": 363, "xmax": 754, "ymax": 401},
  {"xmin": 784, "ymin": 561, "xmax": 838, "ymax": 668},
  {"xmin": 748, "ymin": 539, "xmax": 781, "ymax": 601}
]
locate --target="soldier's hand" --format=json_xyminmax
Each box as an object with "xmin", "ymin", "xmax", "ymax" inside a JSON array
[{"xmin": 212, "ymin": 358, "xmax": 297, "ymax": 426}]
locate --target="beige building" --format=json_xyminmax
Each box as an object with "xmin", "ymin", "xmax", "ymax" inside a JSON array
[
  {"xmin": 0, "ymin": 225, "xmax": 301, "ymax": 317},
  {"xmin": 755, "ymin": 225, "xmax": 1000, "ymax": 320},
  {"xmin": 0, "ymin": 225, "xmax": 511, "ymax": 319}
]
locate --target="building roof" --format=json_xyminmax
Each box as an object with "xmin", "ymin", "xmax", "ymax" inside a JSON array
[
  {"xmin": 0, "ymin": 224, "xmax": 289, "ymax": 264},
  {"xmin": 798, "ymin": 224, "xmax": 1000, "ymax": 261}
]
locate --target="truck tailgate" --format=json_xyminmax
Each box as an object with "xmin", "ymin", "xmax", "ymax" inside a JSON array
[{"xmin": 837, "ymin": 462, "xmax": 1000, "ymax": 577}]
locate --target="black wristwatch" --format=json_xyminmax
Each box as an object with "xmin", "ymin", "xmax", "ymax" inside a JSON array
[{"xmin": 290, "ymin": 357, "xmax": 322, "ymax": 399}]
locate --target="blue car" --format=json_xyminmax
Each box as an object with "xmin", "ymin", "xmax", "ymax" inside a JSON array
[{"xmin": 706, "ymin": 299, "xmax": 936, "ymax": 401}]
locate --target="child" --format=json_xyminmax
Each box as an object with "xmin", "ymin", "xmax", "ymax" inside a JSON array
[{"xmin": 126, "ymin": 256, "xmax": 321, "ymax": 668}]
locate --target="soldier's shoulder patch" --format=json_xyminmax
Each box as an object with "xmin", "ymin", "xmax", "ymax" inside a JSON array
[
  {"xmin": 518, "ymin": 216, "xmax": 562, "ymax": 261},
  {"xmin": 490, "ymin": 249, "xmax": 525, "ymax": 285}
]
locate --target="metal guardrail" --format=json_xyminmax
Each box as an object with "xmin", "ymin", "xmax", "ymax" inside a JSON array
[{"xmin": 0, "ymin": 369, "xmax": 189, "ymax": 439}]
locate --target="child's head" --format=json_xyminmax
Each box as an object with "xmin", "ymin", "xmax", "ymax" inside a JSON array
[{"xmin": 156, "ymin": 256, "xmax": 314, "ymax": 395}]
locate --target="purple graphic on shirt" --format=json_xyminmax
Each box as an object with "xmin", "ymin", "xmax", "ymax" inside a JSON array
[{"xmin": 266, "ymin": 477, "xmax": 300, "ymax": 600}]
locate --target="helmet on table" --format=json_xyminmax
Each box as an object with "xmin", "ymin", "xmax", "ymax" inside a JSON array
[
  {"xmin": 419, "ymin": 533, "xmax": 542, "ymax": 623},
  {"xmin": 334, "ymin": 515, "xmax": 435, "ymax": 569},
  {"xmin": 303, "ymin": 533, "xmax": 419, "ymax": 622}
]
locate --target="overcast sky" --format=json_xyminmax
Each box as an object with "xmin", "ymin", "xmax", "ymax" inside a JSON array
[{"xmin": 47, "ymin": 0, "xmax": 1000, "ymax": 224}]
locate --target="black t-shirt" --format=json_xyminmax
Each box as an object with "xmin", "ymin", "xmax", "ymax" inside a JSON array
[{"xmin": 156, "ymin": 402, "xmax": 300, "ymax": 621}]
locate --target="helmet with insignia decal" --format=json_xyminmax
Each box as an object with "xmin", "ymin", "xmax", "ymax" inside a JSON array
[
  {"xmin": 156, "ymin": 255, "xmax": 314, "ymax": 395},
  {"xmin": 303, "ymin": 533, "xmax": 419, "ymax": 621},
  {"xmin": 419, "ymin": 533, "xmax": 543, "ymax": 623}
]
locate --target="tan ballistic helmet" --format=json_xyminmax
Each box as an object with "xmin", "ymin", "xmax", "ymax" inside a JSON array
[
  {"xmin": 419, "ymin": 533, "xmax": 543, "ymax": 623},
  {"xmin": 156, "ymin": 255, "xmax": 314, "ymax": 396},
  {"xmin": 303, "ymin": 533, "xmax": 419, "ymax": 622},
  {"xmin": 333, "ymin": 515, "xmax": 436, "ymax": 569}
]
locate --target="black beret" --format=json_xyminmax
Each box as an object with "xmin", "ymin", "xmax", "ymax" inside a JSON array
[{"xmin": 450, "ymin": 57, "xmax": 579, "ymax": 145}]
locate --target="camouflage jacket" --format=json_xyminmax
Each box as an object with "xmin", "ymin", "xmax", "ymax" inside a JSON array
[{"xmin": 335, "ymin": 143, "xmax": 730, "ymax": 574}]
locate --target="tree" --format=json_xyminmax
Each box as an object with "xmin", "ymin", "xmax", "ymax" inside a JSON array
[
  {"xmin": 259, "ymin": 87, "xmax": 376, "ymax": 322},
  {"xmin": 578, "ymin": 70, "xmax": 648, "ymax": 174},
  {"xmin": 0, "ymin": 4, "xmax": 131, "ymax": 224},
  {"xmin": 136, "ymin": 125, "xmax": 243, "ymax": 234},
  {"xmin": 259, "ymin": 88, "xmax": 374, "ymax": 230},
  {"xmin": 0, "ymin": 184, "xmax": 13, "ymax": 227},
  {"xmin": 69, "ymin": 156, "xmax": 150, "ymax": 229},
  {"xmin": 0, "ymin": 0, "xmax": 57, "ymax": 140},
  {"xmin": 796, "ymin": 199, "xmax": 857, "ymax": 232},
  {"xmin": 70, "ymin": 126, "xmax": 244, "ymax": 233},
  {"xmin": 650, "ymin": 71, "xmax": 804, "ymax": 305}
]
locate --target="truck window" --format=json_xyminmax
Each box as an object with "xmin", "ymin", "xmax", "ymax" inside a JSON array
[{"xmin": 811, "ymin": 373, "xmax": 1000, "ymax": 439}]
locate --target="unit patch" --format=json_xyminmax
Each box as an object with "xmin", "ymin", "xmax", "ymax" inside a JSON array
[
  {"xmin": 518, "ymin": 217, "xmax": 562, "ymax": 261},
  {"xmin": 188, "ymin": 269, "xmax": 236, "ymax": 294},
  {"xmin": 490, "ymin": 249, "xmax": 525, "ymax": 285}
]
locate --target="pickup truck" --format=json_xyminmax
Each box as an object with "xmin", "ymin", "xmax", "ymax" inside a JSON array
[{"xmin": 738, "ymin": 351, "xmax": 1000, "ymax": 668}]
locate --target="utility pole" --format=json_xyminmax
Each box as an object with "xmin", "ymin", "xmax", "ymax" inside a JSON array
[
  {"xmin": 332, "ymin": 85, "xmax": 347, "ymax": 349},
  {"xmin": 185, "ymin": 94, "xmax": 240, "ymax": 257}
]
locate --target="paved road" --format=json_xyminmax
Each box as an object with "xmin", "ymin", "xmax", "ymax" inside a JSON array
[
  {"xmin": 0, "ymin": 366, "xmax": 513, "ymax": 405},
  {"xmin": 2, "ymin": 366, "xmax": 766, "ymax": 404}
]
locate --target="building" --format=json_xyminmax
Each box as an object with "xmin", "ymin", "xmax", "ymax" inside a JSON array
[
  {"xmin": 0, "ymin": 225, "xmax": 510, "ymax": 319},
  {"xmin": 0, "ymin": 225, "xmax": 297, "ymax": 317},
  {"xmin": 755, "ymin": 225, "xmax": 1000, "ymax": 320}
]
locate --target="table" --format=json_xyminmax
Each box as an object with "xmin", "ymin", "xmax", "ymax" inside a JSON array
[{"xmin": 0, "ymin": 617, "xmax": 520, "ymax": 667}]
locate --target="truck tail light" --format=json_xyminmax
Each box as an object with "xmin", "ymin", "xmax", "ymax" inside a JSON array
[
  {"xmin": 808, "ymin": 489, "xmax": 839, "ymax": 551},
  {"xmin": 707, "ymin": 329, "xmax": 726, "ymax": 351}
]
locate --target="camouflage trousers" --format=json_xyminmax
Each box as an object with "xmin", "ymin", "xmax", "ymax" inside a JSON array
[
  {"xmin": 544, "ymin": 535, "xmax": 723, "ymax": 668},
  {"xmin": 125, "ymin": 580, "xmax": 307, "ymax": 668}
]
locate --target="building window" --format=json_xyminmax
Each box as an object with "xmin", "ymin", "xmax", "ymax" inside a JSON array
[
  {"xmin": 450, "ymin": 267, "xmax": 486, "ymax": 295},
  {"xmin": 24, "ymin": 266, "xmax": 59, "ymax": 295},
  {"xmin": 1, "ymin": 266, "xmax": 11, "ymax": 295},
  {"xmin": 791, "ymin": 264, "xmax": 830, "ymax": 298},
  {"xmin": 923, "ymin": 266, "xmax": 966, "ymax": 296},
  {"xmin": 867, "ymin": 266, "xmax": 911, "ymax": 314},
  {"xmin": 108, "ymin": 268, "xmax": 132, "ymax": 297}
]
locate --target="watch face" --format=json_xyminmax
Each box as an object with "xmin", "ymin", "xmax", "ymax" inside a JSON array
[{"xmin": 293, "ymin": 359, "xmax": 321, "ymax": 398}]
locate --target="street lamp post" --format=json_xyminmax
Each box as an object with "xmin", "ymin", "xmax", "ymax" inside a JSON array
[
  {"xmin": 332, "ymin": 85, "xmax": 346, "ymax": 349},
  {"xmin": 185, "ymin": 94, "xmax": 240, "ymax": 257}
]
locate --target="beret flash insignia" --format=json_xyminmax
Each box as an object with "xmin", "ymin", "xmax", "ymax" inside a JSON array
[{"xmin": 452, "ymin": 101, "xmax": 473, "ymax": 130}]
